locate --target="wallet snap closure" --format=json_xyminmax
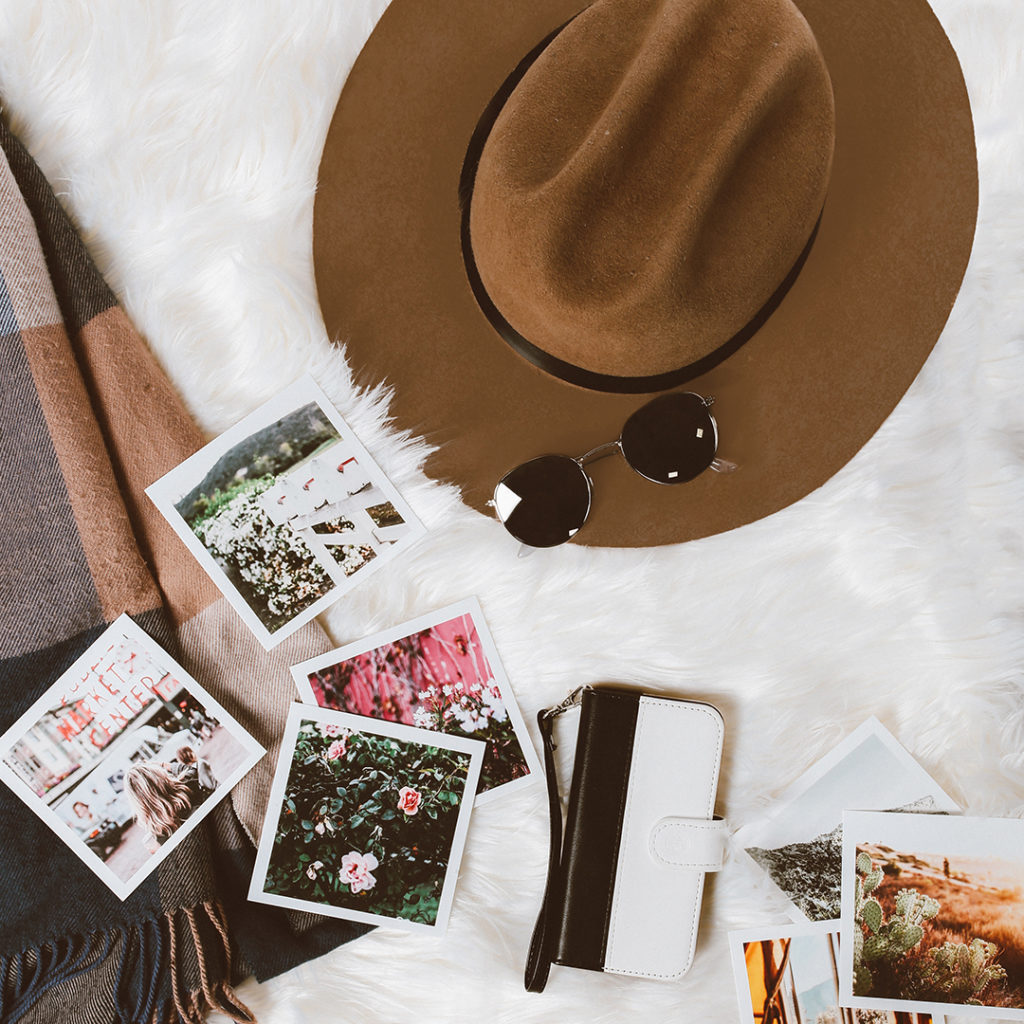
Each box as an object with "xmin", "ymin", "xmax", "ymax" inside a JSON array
[{"xmin": 649, "ymin": 816, "xmax": 727, "ymax": 870}]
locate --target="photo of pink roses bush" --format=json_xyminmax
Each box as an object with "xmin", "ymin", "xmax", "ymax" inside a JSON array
[
  {"xmin": 303, "ymin": 609, "xmax": 532, "ymax": 795},
  {"xmin": 262, "ymin": 717, "xmax": 475, "ymax": 926}
]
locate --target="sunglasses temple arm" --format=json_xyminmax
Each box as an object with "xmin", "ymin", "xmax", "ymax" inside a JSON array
[{"xmin": 577, "ymin": 437, "xmax": 734, "ymax": 473}]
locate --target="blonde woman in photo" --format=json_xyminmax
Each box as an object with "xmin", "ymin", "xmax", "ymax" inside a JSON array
[{"xmin": 124, "ymin": 762, "xmax": 197, "ymax": 851}]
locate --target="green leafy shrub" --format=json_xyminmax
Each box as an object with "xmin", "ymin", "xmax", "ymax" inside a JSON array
[{"xmin": 264, "ymin": 721, "xmax": 473, "ymax": 925}]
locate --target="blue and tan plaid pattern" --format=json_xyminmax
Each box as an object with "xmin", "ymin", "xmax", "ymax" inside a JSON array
[{"xmin": 0, "ymin": 112, "xmax": 365, "ymax": 1024}]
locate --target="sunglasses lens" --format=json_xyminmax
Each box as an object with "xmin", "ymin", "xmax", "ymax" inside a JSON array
[
  {"xmin": 620, "ymin": 392, "xmax": 717, "ymax": 484},
  {"xmin": 493, "ymin": 455, "xmax": 591, "ymax": 548}
]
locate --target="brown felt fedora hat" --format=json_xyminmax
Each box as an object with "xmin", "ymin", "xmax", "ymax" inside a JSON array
[{"xmin": 313, "ymin": 0, "xmax": 977, "ymax": 548}]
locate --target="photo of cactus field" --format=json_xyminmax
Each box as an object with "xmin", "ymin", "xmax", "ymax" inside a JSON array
[{"xmin": 850, "ymin": 842, "xmax": 1024, "ymax": 1013}]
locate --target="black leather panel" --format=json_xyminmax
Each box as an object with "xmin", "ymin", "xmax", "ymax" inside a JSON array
[{"xmin": 553, "ymin": 687, "xmax": 639, "ymax": 970}]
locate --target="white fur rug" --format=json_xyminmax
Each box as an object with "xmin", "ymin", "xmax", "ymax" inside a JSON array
[{"xmin": 1, "ymin": 3, "xmax": 1022, "ymax": 1024}]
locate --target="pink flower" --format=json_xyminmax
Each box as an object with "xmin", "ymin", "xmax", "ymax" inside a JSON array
[
  {"xmin": 397, "ymin": 786, "xmax": 421, "ymax": 816},
  {"xmin": 326, "ymin": 738, "xmax": 348, "ymax": 759},
  {"xmin": 339, "ymin": 851, "xmax": 378, "ymax": 894},
  {"xmin": 320, "ymin": 723, "xmax": 345, "ymax": 737}
]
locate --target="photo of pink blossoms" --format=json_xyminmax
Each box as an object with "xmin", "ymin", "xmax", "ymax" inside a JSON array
[
  {"xmin": 303, "ymin": 610, "xmax": 531, "ymax": 794},
  {"xmin": 261, "ymin": 717, "xmax": 474, "ymax": 926}
]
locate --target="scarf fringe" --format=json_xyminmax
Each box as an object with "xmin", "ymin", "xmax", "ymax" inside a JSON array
[{"xmin": 0, "ymin": 900, "xmax": 255, "ymax": 1024}]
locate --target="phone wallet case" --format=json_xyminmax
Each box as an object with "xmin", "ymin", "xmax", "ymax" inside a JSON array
[{"xmin": 526, "ymin": 686, "xmax": 726, "ymax": 991}]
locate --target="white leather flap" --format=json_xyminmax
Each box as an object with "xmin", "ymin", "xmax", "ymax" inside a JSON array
[
  {"xmin": 603, "ymin": 697, "xmax": 724, "ymax": 981},
  {"xmin": 649, "ymin": 816, "xmax": 727, "ymax": 871}
]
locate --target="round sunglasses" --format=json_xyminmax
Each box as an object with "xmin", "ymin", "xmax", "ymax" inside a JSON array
[{"xmin": 491, "ymin": 392, "xmax": 735, "ymax": 548}]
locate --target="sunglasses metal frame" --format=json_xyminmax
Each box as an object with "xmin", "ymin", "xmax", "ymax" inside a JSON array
[{"xmin": 491, "ymin": 393, "xmax": 734, "ymax": 548}]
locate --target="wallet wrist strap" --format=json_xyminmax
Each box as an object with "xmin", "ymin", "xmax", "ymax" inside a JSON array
[{"xmin": 525, "ymin": 687, "xmax": 585, "ymax": 993}]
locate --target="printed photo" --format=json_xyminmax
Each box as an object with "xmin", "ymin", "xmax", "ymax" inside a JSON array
[
  {"xmin": 0, "ymin": 615, "xmax": 263, "ymax": 899},
  {"xmin": 146, "ymin": 376, "xmax": 425, "ymax": 649},
  {"xmin": 840, "ymin": 810, "xmax": 1024, "ymax": 1019},
  {"xmin": 730, "ymin": 921, "xmax": 942, "ymax": 1024},
  {"xmin": 249, "ymin": 704, "xmax": 483, "ymax": 933},
  {"xmin": 290, "ymin": 598, "xmax": 541, "ymax": 803},
  {"xmin": 735, "ymin": 718, "xmax": 959, "ymax": 922}
]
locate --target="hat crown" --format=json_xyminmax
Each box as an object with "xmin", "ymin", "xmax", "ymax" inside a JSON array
[{"xmin": 469, "ymin": 0, "xmax": 835, "ymax": 380}]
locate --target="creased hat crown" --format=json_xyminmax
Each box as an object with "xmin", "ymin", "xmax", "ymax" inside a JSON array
[{"xmin": 469, "ymin": 0, "xmax": 836, "ymax": 379}]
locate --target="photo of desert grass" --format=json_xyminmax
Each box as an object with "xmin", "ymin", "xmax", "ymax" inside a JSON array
[{"xmin": 852, "ymin": 842, "xmax": 1024, "ymax": 1010}]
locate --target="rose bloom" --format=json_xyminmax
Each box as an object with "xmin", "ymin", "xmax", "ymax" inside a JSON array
[
  {"xmin": 326, "ymin": 738, "xmax": 348, "ymax": 759},
  {"xmin": 320, "ymin": 723, "xmax": 345, "ymax": 738},
  {"xmin": 339, "ymin": 851, "xmax": 378, "ymax": 894},
  {"xmin": 397, "ymin": 786, "xmax": 421, "ymax": 816}
]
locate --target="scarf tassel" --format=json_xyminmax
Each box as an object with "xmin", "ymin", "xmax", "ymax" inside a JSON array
[{"xmin": 0, "ymin": 901, "xmax": 255, "ymax": 1024}]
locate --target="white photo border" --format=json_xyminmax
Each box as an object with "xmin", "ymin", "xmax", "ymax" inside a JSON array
[
  {"xmin": 840, "ymin": 809, "xmax": 1024, "ymax": 1020},
  {"xmin": 0, "ymin": 614, "xmax": 265, "ymax": 901},
  {"xmin": 248, "ymin": 703, "xmax": 484, "ymax": 934},
  {"xmin": 290, "ymin": 597, "xmax": 542, "ymax": 806},
  {"xmin": 145, "ymin": 375, "xmax": 426, "ymax": 650},
  {"xmin": 729, "ymin": 920, "xmax": 835, "ymax": 1024}
]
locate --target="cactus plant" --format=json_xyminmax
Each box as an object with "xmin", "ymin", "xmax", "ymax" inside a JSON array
[
  {"xmin": 917, "ymin": 938, "xmax": 1007, "ymax": 1004},
  {"xmin": 856, "ymin": 851, "xmax": 884, "ymax": 932},
  {"xmin": 852, "ymin": 851, "xmax": 939, "ymax": 994},
  {"xmin": 851, "ymin": 851, "xmax": 1008, "ymax": 1005},
  {"xmin": 862, "ymin": 887, "xmax": 940, "ymax": 963}
]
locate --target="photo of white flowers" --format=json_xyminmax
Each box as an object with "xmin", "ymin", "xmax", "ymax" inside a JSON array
[
  {"xmin": 290, "ymin": 598, "xmax": 541, "ymax": 804},
  {"xmin": 248, "ymin": 704, "xmax": 483, "ymax": 933},
  {"xmin": 146, "ymin": 376, "xmax": 425, "ymax": 649}
]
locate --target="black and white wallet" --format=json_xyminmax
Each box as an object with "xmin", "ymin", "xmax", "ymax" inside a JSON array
[{"xmin": 525, "ymin": 685, "xmax": 726, "ymax": 992}]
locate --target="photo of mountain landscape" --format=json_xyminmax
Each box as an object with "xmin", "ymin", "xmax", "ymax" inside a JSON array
[
  {"xmin": 746, "ymin": 823, "xmax": 846, "ymax": 921},
  {"xmin": 736, "ymin": 719, "xmax": 958, "ymax": 923}
]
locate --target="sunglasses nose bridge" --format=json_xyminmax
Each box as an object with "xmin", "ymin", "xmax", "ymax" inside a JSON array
[{"xmin": 576, "ymin": 438, "xmax": 623, "ymax": 467}]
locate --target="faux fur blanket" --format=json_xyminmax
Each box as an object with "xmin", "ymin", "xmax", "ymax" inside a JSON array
[{"xmin": 0, "ymin": 3, "xmax": 1021, "ymax": 1024}]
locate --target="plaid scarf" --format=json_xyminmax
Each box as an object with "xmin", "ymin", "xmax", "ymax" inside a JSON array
[{"xmin": 0, "ymin": 112, "xmax": 367, "ymax": 1023}]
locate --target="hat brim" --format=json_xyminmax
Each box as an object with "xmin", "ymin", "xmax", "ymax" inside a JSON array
[{"xmin": 313, "ymin": 0, "xmax": 976, "ymax": 548}]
